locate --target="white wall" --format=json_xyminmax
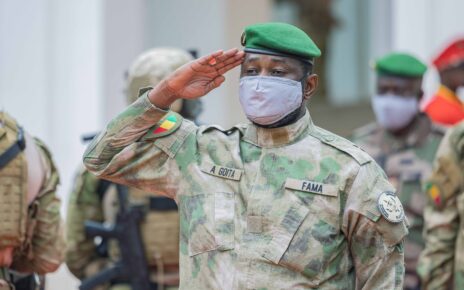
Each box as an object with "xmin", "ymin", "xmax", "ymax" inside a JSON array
[
  {"xmin": 102, "ymin": 0, "xmax": 147, "ymax": 123},
  {"xmin": 392, "ymin": 0, "xmax": 464, "ymax": 105},
  {"xmin": 0, "ymin": 0, "xmax": 104, "ymax": 208}
]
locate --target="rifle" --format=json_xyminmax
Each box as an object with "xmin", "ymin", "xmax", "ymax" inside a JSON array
[{"xmin": 79, "ymin": 184, "xmax": 151, "ymax": 290}]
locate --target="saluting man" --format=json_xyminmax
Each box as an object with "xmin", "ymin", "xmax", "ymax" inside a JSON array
[
  {"xmin": 84, "ymin": 23, "xmax": 408, "ymax": 289},
  {"xmin": 351, "ymin": 52, "xmax": 445, "ymax": 290}
]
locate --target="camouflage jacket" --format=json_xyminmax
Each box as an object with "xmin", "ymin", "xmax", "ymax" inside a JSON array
[
  {"xmin": 417, "ymin": 121, "xmax": 464, "ymax": 290},
  {"xmin": 83, "ymin": 92, "xmax": 408, "ymax": 290},
  {"xmin": 65, "ymin": 167, "xmax": 107, "ymax": 281},
  {"xmin": 350, "ymin": 114, "xmax": 444, "ymax": 288}
]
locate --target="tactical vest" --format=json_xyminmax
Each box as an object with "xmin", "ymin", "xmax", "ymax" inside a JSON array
[
  {"xmin": 103, "ymin": 186, "xmax": 180, "ymax": 268},
  {"xmin": 0, "ymin": 112, "xmax": 27, "ymax": 249}
]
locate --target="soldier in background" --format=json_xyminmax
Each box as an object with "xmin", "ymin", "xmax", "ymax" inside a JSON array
[
  {"xmin": 65, "ymin": 47, "xmax": 200, "ymax": 290},
  {"xmin": 351, "ymin": 52, "xmax": 444, "ymax": 290},
  {"xmin": 423, "ymin": 38, "xmax": 464, "ymax": 126},
  {"xmin": 417, "ymin": 121, "xmax": 464, "ymax": 289},
  {"xmin": 0, "ymin": 111, "xmax": 64, "ymax": 290}
]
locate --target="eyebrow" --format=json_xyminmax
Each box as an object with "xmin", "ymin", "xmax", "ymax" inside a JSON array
[
  {"xmin": 270, "ymin": 57, "xmax": 288, "ymax": 64},
  {"xmin": 245, "ymin": 55, "xmax": 290, "ymax": 64}
]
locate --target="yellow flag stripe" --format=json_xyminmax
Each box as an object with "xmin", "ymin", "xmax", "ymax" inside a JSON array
[
  {"xmin": 160, "ymin": 120, "xmax": 176, "ymax": 130},
  {"xmin": 429, "ymin": 185, "xmax": 439, "ymax": 199}
]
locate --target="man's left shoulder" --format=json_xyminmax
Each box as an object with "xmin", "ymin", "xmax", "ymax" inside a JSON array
[{"xmin": 309, "ymin": 126, "xmax": 373, "ymax": 166}]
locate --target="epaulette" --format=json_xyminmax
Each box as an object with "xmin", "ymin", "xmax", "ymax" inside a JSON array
[
  {"xmin": 310, "ymin": 126, "xmax": 372, "ymax": 165},
  {"xmin": 141, "ymin": 112, "xmax": 183, "ymax": 141},
  {"xmin": 349, "ymin": 122, "xmax": 379, "ymax": 140}
]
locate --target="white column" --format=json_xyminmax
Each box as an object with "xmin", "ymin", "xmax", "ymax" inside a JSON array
[
  {"xmin": 47, "ymin": 1, "xmax": 104, "ymax": 289},
  {"xmin": 392, "ymin": 0, "xmax": 464, "ymax": 102}
]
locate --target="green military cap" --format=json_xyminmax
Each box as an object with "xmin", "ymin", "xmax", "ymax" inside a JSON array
[
  {"xmin": 241, "ymin": 22, "xmax": 321, "ymax": 64},
  {"xmin": 375, "ymin": 52, "xmax": 427, "ymax": 77}
]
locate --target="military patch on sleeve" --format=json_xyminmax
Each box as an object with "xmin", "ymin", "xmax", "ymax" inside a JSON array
[
  {"xmin": 377, "ymin": 191, "xmax": 405, "ymax": 223},
  {"xmin": 141, "ymin": 112, "xmax": 182, "ymax": 141},
  {"xmin": 425, "ymin": 182, "xmax": 442, "ymax": 208}
]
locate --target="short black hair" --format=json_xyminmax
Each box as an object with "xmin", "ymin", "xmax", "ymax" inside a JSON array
[{"xmin": 299, "ymin": 61, "xmax": 313, "ymax": 78}]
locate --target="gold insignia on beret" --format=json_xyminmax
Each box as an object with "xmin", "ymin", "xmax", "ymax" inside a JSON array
[
  {"xmin": 240, "ymin": 31, "xmax": 246, "ymax": 46},
  {"xmin": 377, "ymin": 191, "xmax": 404, "ymax": 223}
]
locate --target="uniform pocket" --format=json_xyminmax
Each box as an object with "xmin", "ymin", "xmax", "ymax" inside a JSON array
[
  {"xmin": 262, "ymin": 178, "xmax": 342, "ymax": 280},
  {"xmin": 180, "ymin": 192, "xmax": 235, "ymax": 257}
]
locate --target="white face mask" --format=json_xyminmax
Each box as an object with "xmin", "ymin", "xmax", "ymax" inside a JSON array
[
  {"xmin": 456, "ymin": 86, "xmax": 464, "ymax": 102},
  {"xmin": 239, "ymin": 76, "xmax": 303, "ymax": 125},
  {"xmin": 371, "ymin": 94, "xmax": 419, "ymax": 131}
]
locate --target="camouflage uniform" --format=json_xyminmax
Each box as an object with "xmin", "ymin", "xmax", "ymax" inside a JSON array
[
  {"xmin": 0, "ymin": 112, "xmax": 64, "ymax": 290},
  {"xmin": 66, "ymin": 48, "xmax": 194, "ymax": 290},
  {"xmin": 351, "ymin": 114, "xmax": 444, "ymax": 289},
  {"xmin": 417, "ymin": 121, "xmax": 464, "ymax": 290},
  {"xmin": 83, "ymin": 91, "xmax": 408, "ymax": 289}
]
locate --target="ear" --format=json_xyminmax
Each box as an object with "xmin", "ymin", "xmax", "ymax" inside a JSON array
[{"xmin": 303, "ymin": 74, "xmax": 318, "ymax": 100}]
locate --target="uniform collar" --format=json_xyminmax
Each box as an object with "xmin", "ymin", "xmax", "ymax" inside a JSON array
[
  {"xmin": 384, "ymin": 113, "xmax": 432, "ymax": 149},
  {"xmin": 242, "ymin": 109, "xmax": 313, "ymax": 148}
]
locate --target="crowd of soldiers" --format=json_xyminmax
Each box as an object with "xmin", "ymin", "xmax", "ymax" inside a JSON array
[{"xmin": 0, "ymin": 22, "xmax": 463, "ymax": 290}]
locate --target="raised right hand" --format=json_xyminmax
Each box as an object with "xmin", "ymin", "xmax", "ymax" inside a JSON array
[{"xmin": 149, "ymin": 48, "xmax": 244, "ymax": 108}]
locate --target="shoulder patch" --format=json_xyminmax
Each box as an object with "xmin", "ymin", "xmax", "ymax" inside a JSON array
[
  {"xmin": 377, "ymin": 191, "xmax": 405, "ymax": 223},
  {"xmin": 311, "ymin": 126, "xmax": 372, "ymax": 165},
  {"xmin": 141, "ymin": 112, "xmax": 182, "ymax": 141},
  {"xmin": 425, "ymin": 182, "xmax": 444, "ymax": 209}
]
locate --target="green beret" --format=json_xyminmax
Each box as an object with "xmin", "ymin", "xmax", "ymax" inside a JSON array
[
  {"xmin": 241, "ymin": 22, "xmax": 321, "ymax": 64},
  {"xmin": 375, "ymin": 52, "xmax": 427, "ymax": 77}
]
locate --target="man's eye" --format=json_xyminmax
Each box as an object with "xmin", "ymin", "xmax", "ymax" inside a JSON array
[
  {"xmin": 246, "ymin": 68, "xmax": 258, "ymax": 75},
  {"xmin": 271, "ymin": 70, "xmax": 285, "ymax": 76}
]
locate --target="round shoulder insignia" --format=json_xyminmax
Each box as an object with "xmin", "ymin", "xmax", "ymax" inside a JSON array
[{"xmin": 377, "ymin": 191, "xmax": 404, "ymax": 223}]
